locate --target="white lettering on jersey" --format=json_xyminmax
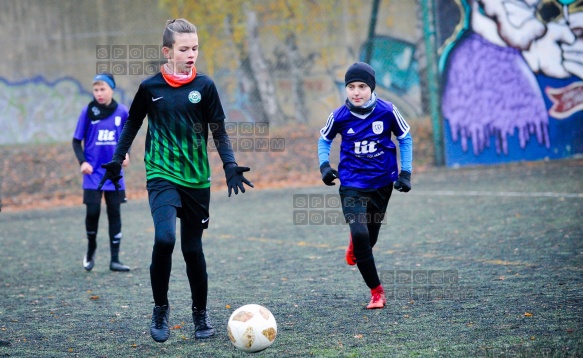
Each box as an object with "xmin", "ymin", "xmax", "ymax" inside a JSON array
[
  {"xmin": 354, "ymin": 140, "xmax": 378, "ymax": 154},
  {"xmin": 97, "ymin": 129, "xmax": 116, "ymax": 142}
]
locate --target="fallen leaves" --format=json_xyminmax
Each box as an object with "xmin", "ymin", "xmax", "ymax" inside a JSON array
[{"xmin": 2, "ymin": 121, "xmax": 438, "ymax": 212}]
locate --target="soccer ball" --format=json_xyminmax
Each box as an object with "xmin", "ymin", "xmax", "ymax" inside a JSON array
[{"xmin": 227, "ymin": 304, "xmax": 277, "ymax": 353}]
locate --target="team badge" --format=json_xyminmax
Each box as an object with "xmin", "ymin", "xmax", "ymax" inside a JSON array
[
  {"xmin": 91, "ymin": 106, "xmax": 100, "ymax": 117},
  {"xmin": 188, "ymin": 91, "xmax": 201, "ymax": 103},
  {"xmin": 372, "ymin": 121, "xmax": 383, "ymax": 134},
  {"xmin": 115, "ymin": 116, "xmax": 121, "ymax": 126}
]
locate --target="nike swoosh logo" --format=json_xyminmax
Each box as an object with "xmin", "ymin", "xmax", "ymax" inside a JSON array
[
  {"xmin": 91, "ymin": 120, "xmax": 100, "ymax": 125},
  {"xmin": 152, "ymin": 96, "xmax": 163, "ymax": 102},
  {"xmin": 201, "ymin": 218, "xmax": 209, "ymax": 223}
]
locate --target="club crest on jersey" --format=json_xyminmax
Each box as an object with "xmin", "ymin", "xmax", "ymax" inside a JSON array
[
  {"xmin": 372, "ymin": 121, "xmax": 383, "ymax": 134},
  {"xmin": 91, "ymin": 106, "xmax": 100, "ymax": 117},
  {"xmin": 115, "ymin": 116, "xmax": 121, "ymax": 126},
  {"xmin": 188, "ymin": 91, "xmax": 201, "ymax": 103}
]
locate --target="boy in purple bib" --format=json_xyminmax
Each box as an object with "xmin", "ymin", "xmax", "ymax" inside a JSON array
[{"xmin": 72, "ymin": 73, "xmax": 130, "ymax": 272}]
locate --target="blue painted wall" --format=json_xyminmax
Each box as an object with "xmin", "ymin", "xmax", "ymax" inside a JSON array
[{"xmin": 438, "ymin": 0, "xmax": 583, "ymax": 166}]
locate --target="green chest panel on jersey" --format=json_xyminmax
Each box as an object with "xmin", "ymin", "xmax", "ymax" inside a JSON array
[{"xmin": 143, "ymin": 77, "xmax": 216, "ymax": 188}]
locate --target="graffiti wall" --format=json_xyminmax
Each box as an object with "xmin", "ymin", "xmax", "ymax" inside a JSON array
[
  {"xmin": 0, "ymin": 0, "xmax": 164, "ymax": 145},
  {"xmin": 0, "ymin": 1, "xmax": 424, "ymax": 147},
  {"xmin": 438, "ymin": 0, "xmax": 583, "ymax": 166},
  {"xmin": 361, "ymin": 36, "xmax": 422, "ymax": 119},
  {"xmin": 0, "ymin": 77, "xmax": 128, "ymax": 144}
]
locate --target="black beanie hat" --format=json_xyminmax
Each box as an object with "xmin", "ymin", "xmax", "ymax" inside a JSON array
[{"xmin": 345, "ymin": 62, "xmax": 375, "ymax": 91}]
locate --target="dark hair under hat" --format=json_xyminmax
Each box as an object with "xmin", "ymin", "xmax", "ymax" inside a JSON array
[{"xmin": 345, "ymin": 62, "xmax": 375, "ymax": 91}]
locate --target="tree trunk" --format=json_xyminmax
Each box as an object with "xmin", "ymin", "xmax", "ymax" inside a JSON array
[
  {"xmin": 245, "ymin": 8, "xmax": 283, "ymax": 123},
  {"xmin": 224, "ymin": 14, "xmax": 269, "ymax": 123},
  {"xmin": 286, "ymin": 33, "xmax": 309, "ymax": 122}
]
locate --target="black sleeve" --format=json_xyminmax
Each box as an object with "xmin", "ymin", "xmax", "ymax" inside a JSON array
[
  {"xmin": 72, "ymin": 138, "xmax": 86, "ymax": 165},
  {"xmin": 112, "ymin": 84, "xmax": 148, "ymax": 163},
  {"xmin": 210, "ymin": 120, "xmax": 237, "ymax": 168},
  {"xmin": 204, "ymin": 79, "xmax": 236, "ymax": 168},
  {"xmin": 203, "ymin": 78, "xmax": 226, "ymax": 123}
]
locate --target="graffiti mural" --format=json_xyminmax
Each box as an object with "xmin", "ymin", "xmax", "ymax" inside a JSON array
[
  {"xmin": 439, "ymin": 0, "xmax": 583, "ymax": 166},
  {"xmin": 0, "ymin": 77, "xmax": 126, "ymax": 145},
  {"xmin": 333, "ymin": 36, "xmax": 422, "ymax": 120},
  {"xmin": 361, "ymin": 36, "xmax": 422, "ymax": 119}
]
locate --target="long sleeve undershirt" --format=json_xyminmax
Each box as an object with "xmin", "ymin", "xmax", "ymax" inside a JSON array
[
  {"xmin": 318, "ymin": 132, "xmax": 413, "ymax": 173},
  {"xmin": 72, "ymin": 138, "xmax": 86, "ymax": 165}
]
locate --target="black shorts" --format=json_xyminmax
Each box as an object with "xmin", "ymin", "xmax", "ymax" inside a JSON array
[
  {"xmin": 146, "ymin": 177, "xmax": 210, "ymax": 229},
  {"xmin": 83, "ymin": 189, "xmax": 127, "ymax": 205},
  {"xmin": 339, "ymin": 185, "xmax": 393, "ymax": 225}
]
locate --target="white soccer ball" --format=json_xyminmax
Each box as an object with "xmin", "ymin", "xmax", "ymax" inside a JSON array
[{"xmin": 227, "ymin": 304, "xmax": 277, "ymax": 353}]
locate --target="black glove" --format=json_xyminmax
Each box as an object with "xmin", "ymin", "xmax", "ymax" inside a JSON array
[
  {"xmin": 97, "ymin": 161, "xmax": 123, "ymax": 191},
  {"xmin": 394, "ymin": 170, "xmax": 411, "ymax": 192},
  {"xmin": 320, "ymin": 162, "xmax": 339, "ymax": 186},
  {"xmin": 225, "ymin": 165, "xmax": 254, "ymax": 197}
]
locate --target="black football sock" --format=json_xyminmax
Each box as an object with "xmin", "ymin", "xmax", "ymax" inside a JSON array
[
  {"xmin": 85, "ymin": 203, "xmax": 100, "ymax": 259},
  {"xmin": 86, "ymin": 233, "xmax": 97, "ymax": 259},
  {"xmin": 181, "ymin": 227, "xmax": 208, "ymax": 311},
  {"xmin": 107, "ymin": 203, "xmax": 122, "ymax": 262},
  {"xmin": 110, "ymin": 233, "xmax": 122, "ymax": 262},
  {"xmin": 368, "ymin": 223, "xmax": 382, "ymax": 248},
  {"xmin": 150, "ymin": 205, "xmax": 177, "ymax": 307},
  {"xmin": 150, "ymin": 252, "xmax": 172, "ymax": 307},
  {"xmin": 356, "ymin": 257, "xmax": 381, "ymax": 289}
]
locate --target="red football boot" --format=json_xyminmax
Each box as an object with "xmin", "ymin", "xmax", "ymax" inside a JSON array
[{"xmin": 367, "ymin": 285, "xmax": 386, "ymax": 309}]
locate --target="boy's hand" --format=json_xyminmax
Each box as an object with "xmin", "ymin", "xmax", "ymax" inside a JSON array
[
  {"xmin": 80, "ymin": 162, "xmax": 93, "ymax": 175},
  {"xmin": 97, "ymin": 161, "xmax": 123, "ymax": 191},
  {"xmin": 320, "ymin": 162, "xmax": 339, "ymax": 186},
  {"xmin": 225, "ymin": 164, "xmax": 254, "ymax": 197},
  {"xmin": 122, "ymin": 153, "xmax": 130, "ymax": 167},
  {"xmin": 394, "ymin": 170, "xmax": 411, "ymax": 192}
]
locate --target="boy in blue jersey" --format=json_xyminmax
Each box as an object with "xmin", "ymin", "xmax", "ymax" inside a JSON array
[
  {"xmin": 98, "ymin": 19, "xmax": 253, "ymax": 342},
  {"xmin": 73, "ymin": 73, "xmax": 131, "ymax": 272},
  {"xmin": 318, "ymin": 62, "xmax": 412, "ymax": 309}
]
